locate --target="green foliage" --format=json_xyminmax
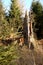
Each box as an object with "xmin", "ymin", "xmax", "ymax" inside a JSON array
[
  {"xmin": 0, "ymin": 42, "xmax": 20, "ymax": 65},
  {"xmin": 0, "ymin": 0, "xmax": 23, "ymax": 39},
  {"xmin": 1, "ymin": 21, "xmax": 11, "ymax": 39},
  {"xmin": 0, "ymin": 0, "xmax": 4, "ymax": 21},
  {"xmin": 30, "ymin": 1, "xmax": 43, "ymax": 38},
  {"xmin": 31, "ymin": 1, "xmax": 42, "ymax": 15},
  {"xmin": 9, "ymin": 0, "xmax": 23, "ymax": 33},
  {"xmin": 0, "ymin": 1, "xmax": 10, "ymax": 39}
]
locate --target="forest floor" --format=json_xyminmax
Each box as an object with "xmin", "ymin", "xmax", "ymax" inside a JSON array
[{"xmin": 0, "ymin": 39, "xmax": 43, "ymax": 65}]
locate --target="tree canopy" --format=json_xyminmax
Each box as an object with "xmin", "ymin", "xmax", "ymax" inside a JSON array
[
  {"xmin": 9, "ymin": 0, "xmax": 23, "ymax": 33},
  {"xmin": 30, "ymin": 0, "xmax": 43, "ymax": 39}
]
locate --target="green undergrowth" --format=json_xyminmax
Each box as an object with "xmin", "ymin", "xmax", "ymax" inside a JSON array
[{"xmin": 0, "ymin": 41, "xmax": 20, "ymax": 65}]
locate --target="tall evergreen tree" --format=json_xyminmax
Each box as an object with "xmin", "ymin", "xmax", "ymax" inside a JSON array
[
  {"xmin": 0, "ymin": 0, "xmax": 5, "ymax": 38},
  {"xmin": 30, "ymin": 1, "xmax": 43, "ymax": 38},
  {"xmin": 9, "ymin": 0, "xmax": 23, "ymax": 33},
  {"xmin": 0, "ymin": 0, "xmax": 4, "ymax": 22},
  {"xmin": 0, "ymin": 0, "xmax": 10, "ymax": 39}
]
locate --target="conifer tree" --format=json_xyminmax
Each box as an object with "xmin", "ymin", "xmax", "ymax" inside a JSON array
[
  {"xmin": 0, "ymin": 0, "xmax": 10, "ymax": 39},
  {"xmin": 30, "ymin": 0, "xmax": 43, "ymax": 38},
  {"xmin": 9, "ymin": 0, "xmax": 23, "ymax": 33}
]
